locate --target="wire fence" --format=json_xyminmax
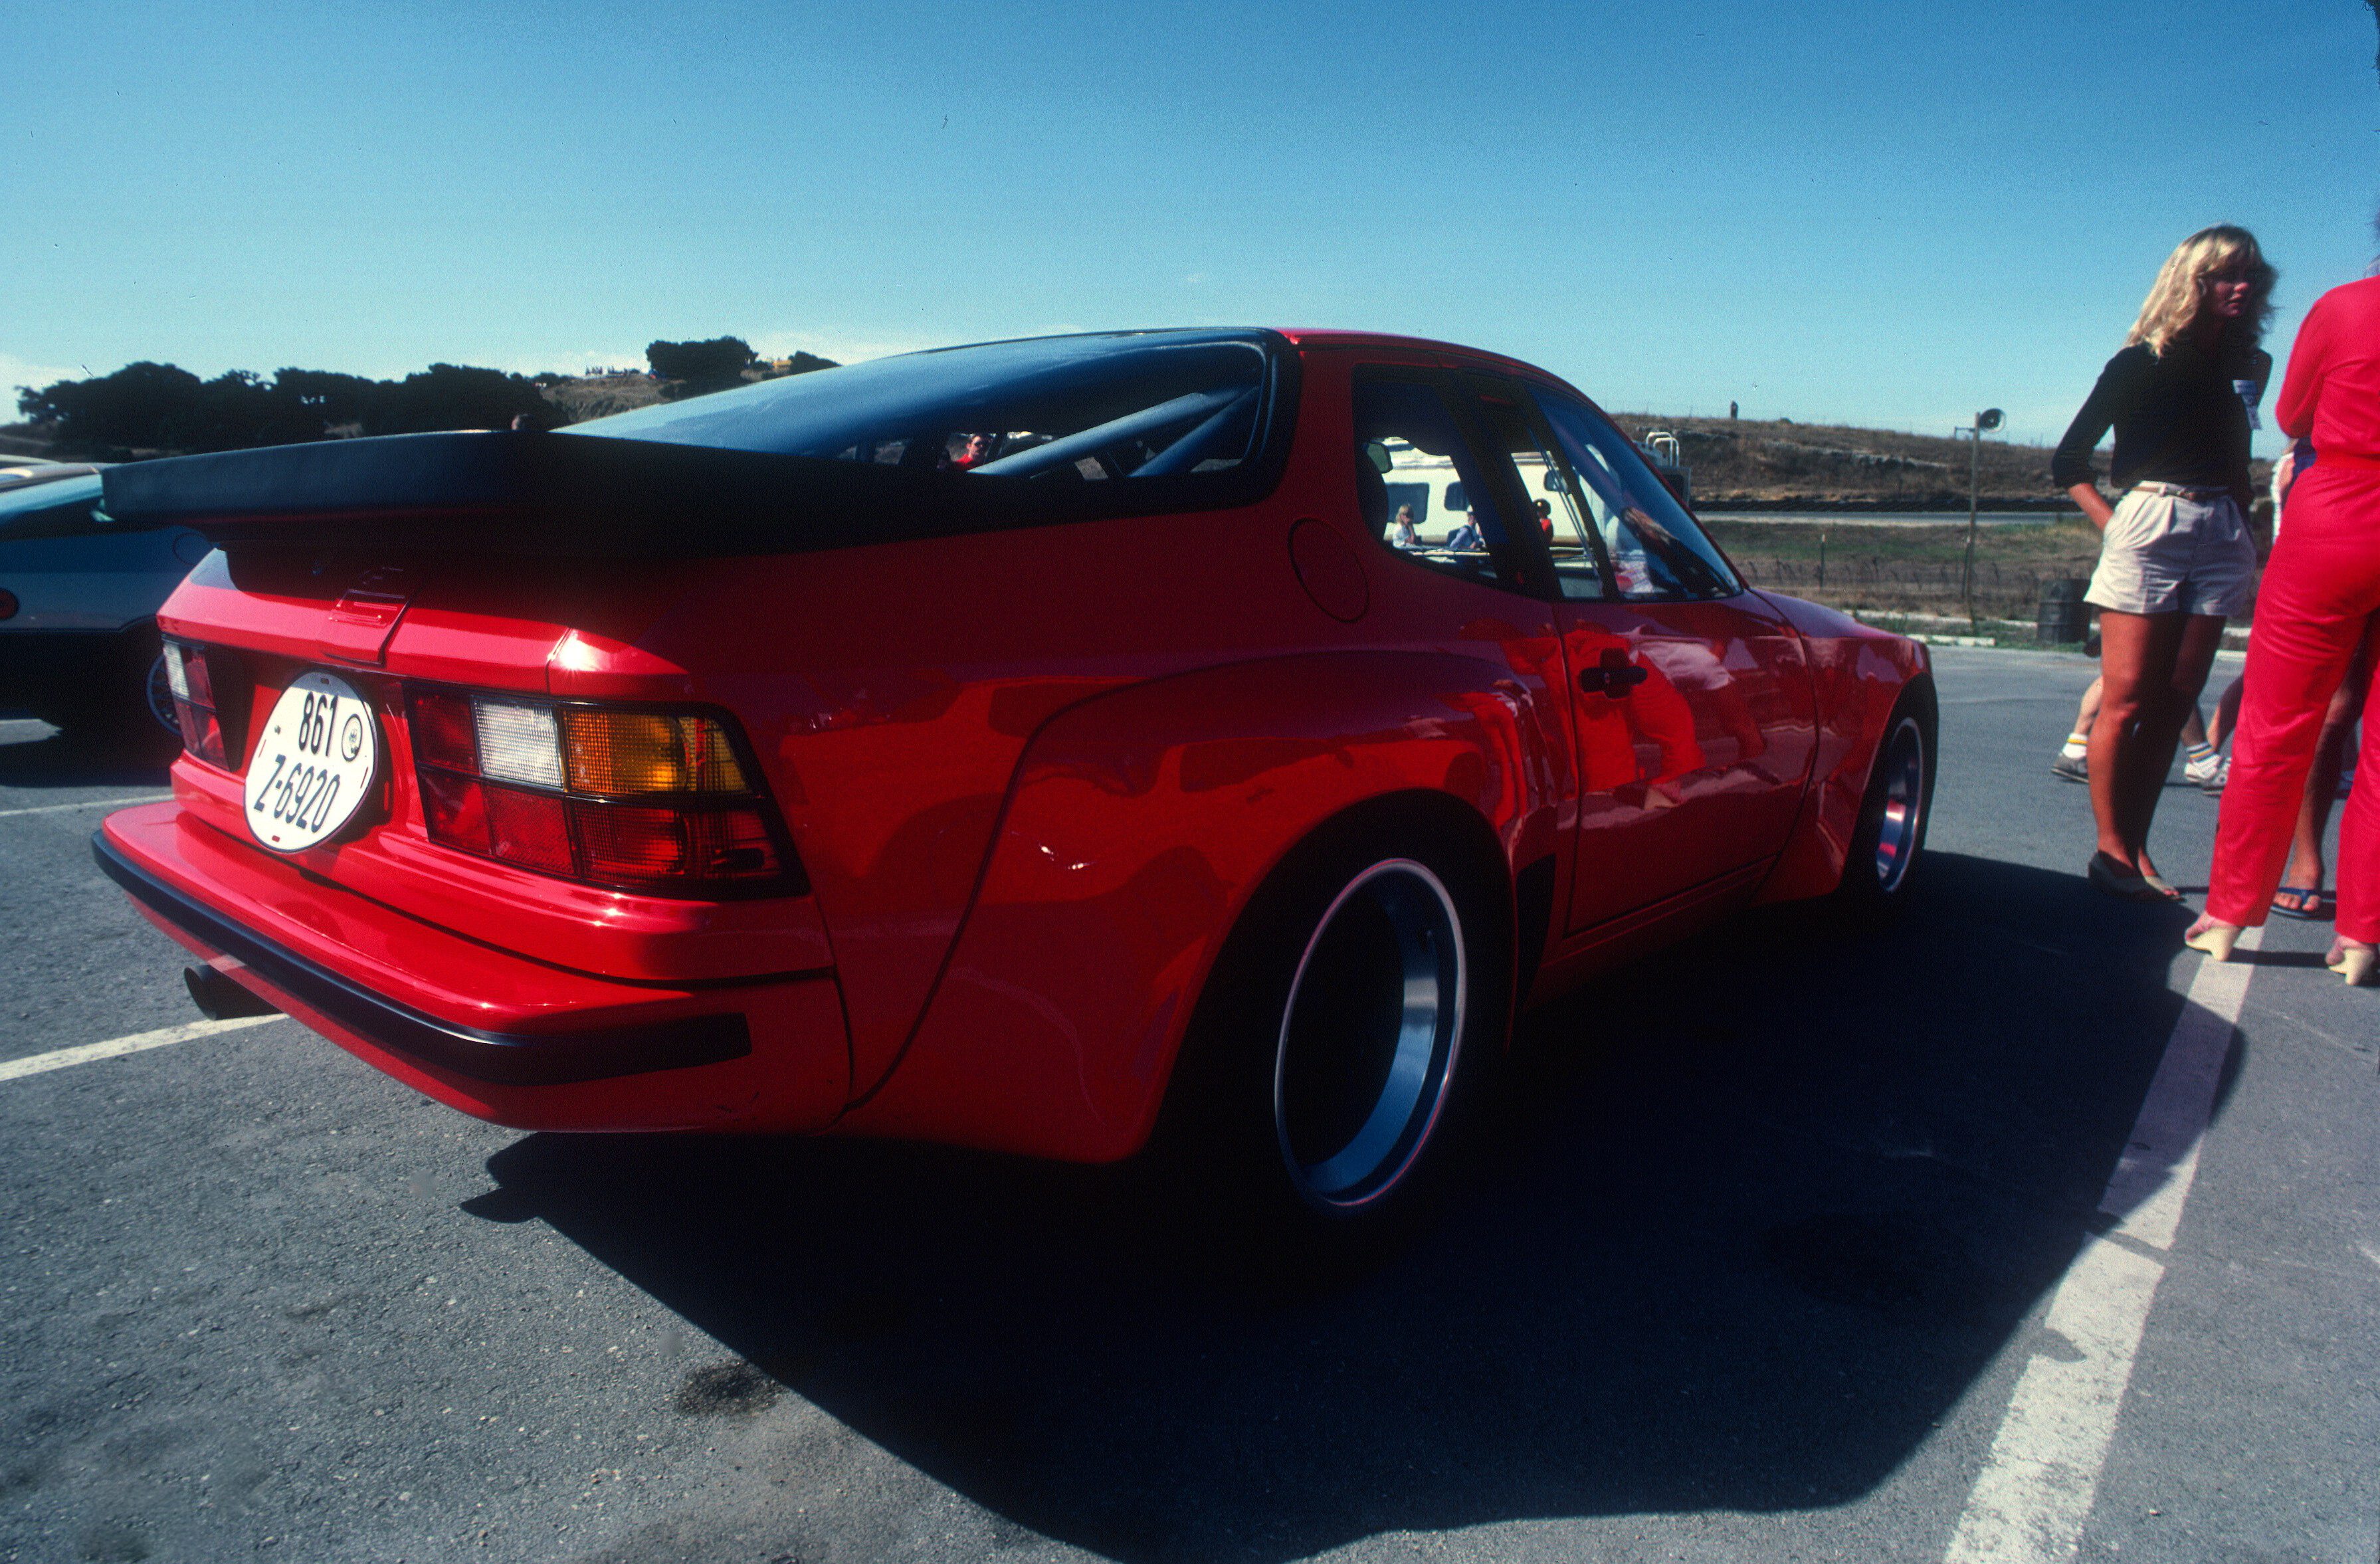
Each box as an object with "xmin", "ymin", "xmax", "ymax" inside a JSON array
[{"xmin": 1727, "ymin": 555, "xmax": 2067, "ymax": 621}]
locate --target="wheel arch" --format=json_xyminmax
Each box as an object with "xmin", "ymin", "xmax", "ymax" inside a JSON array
[
  {"xmin": 834, "ymin": 650, "xmax": 1548, "ymax": 1163},
  {"xmin": 1750, "ymin": 603, "xmax": 1935, "ymax": 906}
]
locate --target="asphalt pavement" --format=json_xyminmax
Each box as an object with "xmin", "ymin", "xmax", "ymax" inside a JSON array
[{"xmin": 2, "ymin": 646, "xmax": 2375, "ymax": 1563}]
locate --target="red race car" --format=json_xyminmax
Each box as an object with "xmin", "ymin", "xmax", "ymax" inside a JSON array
[{"xmin": 98, "ymin": 329, "xmax": 1932, "ymax": 1239}]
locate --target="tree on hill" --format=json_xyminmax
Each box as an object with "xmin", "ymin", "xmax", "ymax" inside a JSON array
[
  {"xmin": 368, "ymin": 363, "xmax": 555, "ymax": 435},
  {"xmin": 646, "ymin": 337, "xmax": 756, "ymax": 399},
  {"xmin": 771, "ymin": 350, "xmax": 838, "ymax": 377},
  {"xmin": 15, "ymin": 359, "xmax": 559, "ymax": 458},
  {"xmin": 17, "ymin": 361, "xmax": 207, "ymax": 457}
]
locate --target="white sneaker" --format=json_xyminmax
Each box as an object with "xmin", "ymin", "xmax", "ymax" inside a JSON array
[{"xmin": 2185, "ymin": 753, "xmax": 2227, "ymax": 793}]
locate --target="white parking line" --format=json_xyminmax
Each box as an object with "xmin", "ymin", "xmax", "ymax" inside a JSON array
[
  {"xmin": 0, "ymin": 1015, "xmax": 284, "ymax": 1083},
  {"xmin": 0, "ymin": 793, "xmax": 173, "ymax": 820},
  {"xmin": 1943, "ymin": 927, "xmax": 2262, "ymax": 1563}
]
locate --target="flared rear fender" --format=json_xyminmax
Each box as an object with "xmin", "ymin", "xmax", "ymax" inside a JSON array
[{"xmin": 838, "ymin": 649, "xmax": 1561, "ymax": 1163}]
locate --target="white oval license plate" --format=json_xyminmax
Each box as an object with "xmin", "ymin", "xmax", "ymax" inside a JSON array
[{"xmin": 245, "ymin": 671, "xmax": 377, "ymax": 851}]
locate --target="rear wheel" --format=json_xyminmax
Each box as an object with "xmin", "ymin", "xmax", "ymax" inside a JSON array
[{"xmin": 1159, "ymin": 812, "xmax": 1510, "ymax": 1266}]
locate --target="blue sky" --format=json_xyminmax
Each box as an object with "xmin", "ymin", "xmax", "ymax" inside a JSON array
[{"xmin": 5, "ymin": 0, "xmax": 2375, "ymax": 449}]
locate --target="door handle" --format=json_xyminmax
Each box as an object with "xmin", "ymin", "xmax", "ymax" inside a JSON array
[{"xmin": 1577, "ymin": 650, "xmax": 1648, "ymax": 696}]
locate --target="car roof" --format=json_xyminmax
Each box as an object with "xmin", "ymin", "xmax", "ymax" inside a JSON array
[{"xmin": 1274, "ymin": 330, "xmax": 1590, "ymax": 399}]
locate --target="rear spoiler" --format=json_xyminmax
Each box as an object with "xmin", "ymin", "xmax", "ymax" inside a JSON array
[{"xmin": 99, "ymin": 430, "xmax": 1220, "ymax": 559}]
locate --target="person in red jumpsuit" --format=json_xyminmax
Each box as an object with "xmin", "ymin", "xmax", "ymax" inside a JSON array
[{"xmin": 2189, "ymin": 272, "xmax": 2380, "ymax": 985}]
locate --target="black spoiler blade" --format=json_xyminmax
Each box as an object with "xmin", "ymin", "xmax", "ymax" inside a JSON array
[{"xmin": 98, "ymin": 430, "xmax": 1114, "ymax": 559}]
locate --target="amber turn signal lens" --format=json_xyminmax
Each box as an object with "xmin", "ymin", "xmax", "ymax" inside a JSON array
[{"xmin": 560, "ymin": 709, "xmax": 748, "ymax": 795}]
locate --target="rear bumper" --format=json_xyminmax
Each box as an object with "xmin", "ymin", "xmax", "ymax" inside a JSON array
[
  {"xmin": 97, "ymin": 803, "xmax": 851, "ymax": 1131},
  {"xmin": 98, "ymin": 831, "xmax": 748, "ymax": 1086}
]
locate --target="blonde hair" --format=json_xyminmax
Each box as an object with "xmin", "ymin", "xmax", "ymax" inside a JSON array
[{"xmin": 2126, "ymin": 225, "xmax": 2276, "ymax": 357}]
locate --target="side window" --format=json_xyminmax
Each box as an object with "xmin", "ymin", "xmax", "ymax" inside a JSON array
[
  {"xmin": 1350, "ymin": 371, "xmax": 1535, "ymax": 593},
  {"xmin": 1460, "ymin": 379, "xmax": 1607, "ymax": 602},
  {"xmin": 1529, "ymin": 388, "xmax": 1740, "ymax": 601}
]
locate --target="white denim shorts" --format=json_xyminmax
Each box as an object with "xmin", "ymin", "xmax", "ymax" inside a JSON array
[{"xmin": 2085, "ymin": 483, "xmax": 2258, "ymax": 619}]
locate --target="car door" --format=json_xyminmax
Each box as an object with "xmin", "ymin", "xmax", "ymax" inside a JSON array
[{"xmin": 1452, "ymin": 373, "xmax": 1817, "ymax": 934}]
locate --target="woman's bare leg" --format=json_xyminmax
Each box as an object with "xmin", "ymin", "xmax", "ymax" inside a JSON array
[
  {"xmin": 2091, "ymin": 613, "xmax": 2178, "ymax": 870},
  {"xmin": 2092, "ymin": 612, "xmax": 2223, "ymax": 878},
  {"xmin": 2125, "ymin": 615, "xmax": 2229, "ymax": 875},
  {"xmin": 2207, "ymin": 674, "xmax": 2245, "ymax": 752}
]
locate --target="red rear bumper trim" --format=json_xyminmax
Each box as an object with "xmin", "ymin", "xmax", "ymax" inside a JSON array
[{"xmin": 94, "ymin": 831, "xmax": 750, "ymax": 1085}]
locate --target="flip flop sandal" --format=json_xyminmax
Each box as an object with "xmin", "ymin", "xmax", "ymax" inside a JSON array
[{"xmin": 2271, "ymin": 885, "xmax": 2331, "ymax": 920}]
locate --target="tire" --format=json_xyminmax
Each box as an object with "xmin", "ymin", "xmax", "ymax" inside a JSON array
[
  {"xmin": 28, "ymin": 630, "xmax": 177, "ymax": 748},
  {"xmin": 142, "ymin": 649, "xmax": 182, "ymax": 735},
  {"xmin": 1831, "ymin": 679, "xmax": 1936, "ymax": 922},
  {"xmin": 1157, "ymin": 807, "xmax": 1511, "ymax": 1268}
]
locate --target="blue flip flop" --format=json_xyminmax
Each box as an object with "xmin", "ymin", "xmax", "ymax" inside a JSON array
[{"xmin": 2272, "ymin": 884, "xmax": 2331, "ymax": 921}]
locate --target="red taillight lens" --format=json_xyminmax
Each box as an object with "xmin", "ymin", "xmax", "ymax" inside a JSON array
[
  {"xmin": 405, "ymin": 686, "xmax": 800, "ymax": 896},
  {"xmin": 486, "ymin": 787, "xmax": 575, "ymax": 874},
  {"xmin": 174, "ymin": 700, "xmax": 224, "ymax": 765},
  {"xmin": 572, "ymin": 801, "xmax": 781, "ymax": 884},
  {"xmin": 417, "ymin": 767, "xmax": 489, "ymax": 850},
  {"xmin": 163, "ymin": 640, "xmax": 229, "ymax": 768},
  {"xmin": 407, "ymin": 689, "xmax": 478, "ymax": 773}
]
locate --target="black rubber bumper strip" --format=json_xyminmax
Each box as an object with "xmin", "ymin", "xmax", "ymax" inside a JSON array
[{"xmin": 94, "ymin": 832, "xmax": 751, "ymax": 1086}]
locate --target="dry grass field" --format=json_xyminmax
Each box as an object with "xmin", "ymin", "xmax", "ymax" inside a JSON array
[{"xmin": 1704, "ymin": 516, "xmax": 2113, "ymax": 625}]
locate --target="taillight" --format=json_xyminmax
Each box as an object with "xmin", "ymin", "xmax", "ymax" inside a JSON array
[
  {"xmin": 162, "ymin": 639, "xmax": 230, "ymax": 767},
  {"xmin": 404, "ymin": 687, "xmax": 803, "ymax": 897}
]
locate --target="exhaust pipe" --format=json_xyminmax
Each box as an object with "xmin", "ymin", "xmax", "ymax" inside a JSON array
[{"xmin": 183, "ymin": 965, "xmax": 280, "ymax": 1022}]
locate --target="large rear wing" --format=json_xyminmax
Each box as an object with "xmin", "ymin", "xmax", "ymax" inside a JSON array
[{"xmin": 100, "ymin": 430, "xmax": 1237, "ymax": 559}]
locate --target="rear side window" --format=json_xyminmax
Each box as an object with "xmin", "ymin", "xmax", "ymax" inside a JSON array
[
  {"xmin": 567, "ymin": 331, "xmax": 1288, "ymax": 514},
  {"xmin": 1350, "ymin": 371, "xmax": 1539, "ymax": 594}
]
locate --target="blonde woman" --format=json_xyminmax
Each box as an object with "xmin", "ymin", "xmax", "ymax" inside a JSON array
[{"xmin": 2051, "ymin": 225, "xmax": 2274, "ymax": 901}]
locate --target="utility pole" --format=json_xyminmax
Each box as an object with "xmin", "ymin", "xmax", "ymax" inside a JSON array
[{"xmin": 1959, "ymin": 408, "xmax": 2004, "ymax": 621}]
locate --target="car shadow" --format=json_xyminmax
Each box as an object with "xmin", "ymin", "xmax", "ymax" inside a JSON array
[
  {"xmin": 473, "ymin": 850, "xmax": 2223, "ymax": 1561},
  {"xmin": 0, "ymin": 717, "xmax": 177, "ymax": 788}
]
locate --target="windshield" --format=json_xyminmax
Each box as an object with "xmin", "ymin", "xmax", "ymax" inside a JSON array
[{"xmin": 566, "ymin": 331, "xmax": 1280, "ymax": 486}]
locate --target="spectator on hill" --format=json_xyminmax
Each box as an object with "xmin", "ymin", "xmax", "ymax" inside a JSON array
[{"xmin": 2052, "ymin": 225, "xmax": 2273, "ymax": 902}]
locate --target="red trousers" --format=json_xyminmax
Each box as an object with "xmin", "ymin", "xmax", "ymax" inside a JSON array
[{"xmin": 2208, "ymin": 462, "xmax": 2380, "ymax": 940}]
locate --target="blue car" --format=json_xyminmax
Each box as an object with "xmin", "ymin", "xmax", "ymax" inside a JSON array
[{"xmin": 0, "ymin": 467, "xmax": 207, "ymax": 735}]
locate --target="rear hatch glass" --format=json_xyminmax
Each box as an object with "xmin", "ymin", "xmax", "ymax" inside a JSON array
[{"xmin": 568, "ymin": 328, "xmax": 1291, "ymax": 500}]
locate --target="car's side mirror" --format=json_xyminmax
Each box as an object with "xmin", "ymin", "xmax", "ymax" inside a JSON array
[{"xmin": 1362, "ymin": 440, "xmax": 1393, "ymax": 475}]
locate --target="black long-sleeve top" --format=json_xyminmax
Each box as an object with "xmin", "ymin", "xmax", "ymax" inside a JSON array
[{"xmin": 2051, "ymin": 339, "xmax": 2268, "ymax": 509}]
